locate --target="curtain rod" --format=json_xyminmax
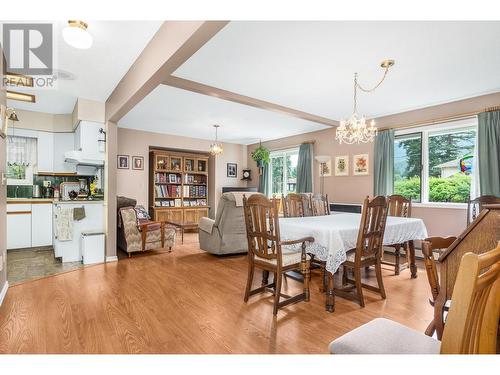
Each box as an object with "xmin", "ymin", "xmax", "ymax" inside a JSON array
[{"xmin": 378, "ymin": 105, "xmax": 500, "ymax": 132}]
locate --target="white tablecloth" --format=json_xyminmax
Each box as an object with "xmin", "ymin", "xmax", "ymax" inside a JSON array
[{"xmin": 279, "ymin": 213, "xmax": 428, "ymax": 274}]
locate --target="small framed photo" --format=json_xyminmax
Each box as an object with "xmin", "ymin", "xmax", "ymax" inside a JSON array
[
  {"xmin": 187, "ymin": 175, "xmax": 194, "ymax": 184},
  {"xmin": 168, "ymin": 174, "xmax": 178, "ymax": 183},
  {"xmin": 335, "ymin": 156, "xmax": 349, "ymax": 176},
  {"xmin": 117, "ymin": 155, "xmax": 129, "ymax": 169},
  {"xmin": 353, "ymin": 154, "xmax": 369, "ymax": 176},
  {"xmin": 227, "ymin": 163, "xmax": 237, "ymax": 178},
  {"xmin": 132, "ymin": 156, "xmax": 144, "ymax": 170}
]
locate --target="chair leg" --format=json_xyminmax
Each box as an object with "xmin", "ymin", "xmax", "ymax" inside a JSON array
[
  {"xmin": 244, "ymin": 262, "xmax": 255, "ymax": 302},
  {"xmin": 394, "ymin": 245, "xmax": 400, "ymax": 275},
  {"xmin": 425, "ymin": 319, "xmax": 436, "ymax": 337},
  {"xmin": 262, "ymin": 270, "xmax": 269, "ymax": 286},
  {"xmin": 354, "ymin": 267, "xmax": 365, "ymax": 307},
  {"xmin": 273, "ymin": 272, "xmax": 283, "ymax": 315},
  {"xmin": 375, "ymin": 260, "xmax": 386, "ymax": 299},
  {"xmin": 342, "ymin": 265, "xmax": 348, "ymax": 286},
  {"xmin": 302, "ymin": 261, "xmax": 311, "ymax": 302},
  {"xmin": 273, "ymin": 272, "xmax": 278, "ymax": 295}
]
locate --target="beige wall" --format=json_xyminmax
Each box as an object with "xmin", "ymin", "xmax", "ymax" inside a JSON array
[
  {"xmin": 117, "ymin": 127, "xmax": 247, "ymax": 217},
  {"xmin": 0, "ymin": 49, "xmax": 7, "ymax": 297},
  {"xmin": 72, "ymin": 98, "xmax": 105, "ymax": 129},
  {"xmin": 11, "ymin": 109, "xmax": 73, "ymax": 132},
  {"xmin": 247, "ymin": 92, "xmax": 500, "ymax": 237}
]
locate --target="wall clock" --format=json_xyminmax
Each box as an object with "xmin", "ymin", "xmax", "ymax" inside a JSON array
[{"xmin": 241, "ymin": 169, "xmax": 252, "ymax": 181}]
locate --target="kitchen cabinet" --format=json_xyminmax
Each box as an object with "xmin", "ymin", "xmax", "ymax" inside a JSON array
[
  {"xmin": 53, "ymin": 133, "xmax": 76, "ymax": 173},
  {"xmin": 7, "ymin": 204, "xmax": 32, "ymax": 249},
  {"xmin": 74, "ymin": 121, "xmax": 104, "ymax": 155},
  {"xmin": 31, "ymin": 203, "xmax": 53, "ymax": 247},
  {"xmin": 36, "ymin": 131, "xmax": 55, "ymax": 172}
]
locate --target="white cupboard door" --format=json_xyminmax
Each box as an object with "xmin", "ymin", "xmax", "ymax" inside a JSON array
[
  {"xmin": 53, "ymin": 133, "xmax": 76, "ymax": 173},
  {"xmin": 37, "ymin": 131, "xmax": 54, "ymax": 173},
  {"xmin": 7, "ymin": 213, "xmax": 32, "ymax": 249},
  {"xmin": 31, "ymin": 204, "xmax": 53, "ymax": 247}
]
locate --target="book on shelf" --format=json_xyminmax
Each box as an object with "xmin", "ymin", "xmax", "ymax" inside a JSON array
[{"xmin": 155, "ymin": 184, "xmax": 181, "ymax": 198}]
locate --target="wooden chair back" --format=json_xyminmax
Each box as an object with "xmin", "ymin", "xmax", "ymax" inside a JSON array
[
  {"xmin": 243, "ymin": 194, "xmax": 282, "ymax": 262},
  {"xmin": 421, "ymin": 236, "xmax": 457, "ymax": 301},
  {"xmin": 441, "ymin": 242, "xmax": 500, "ymax": 354},
  {"xmin": 387, "ymin": 194, "xmax": 411, "ymax": 218},
  {"xmin": 467, "ymin": 195, "xmax": 500, "ymax": 226},
  {"xmin": 354, "ymin": 196, "xmax": 389, "ymax": 261},
  {"xmin": 311, "ymin": 194, "xmax": 330, "ymax": 216},
  {"xmin": 282, "ymin": 193, "xmax": 305, "ymax": 218}
]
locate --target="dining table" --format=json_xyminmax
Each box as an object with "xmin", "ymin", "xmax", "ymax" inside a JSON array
[{"xmin": 279, "ymin": 212, "xmax": 428, "ymax": 312}]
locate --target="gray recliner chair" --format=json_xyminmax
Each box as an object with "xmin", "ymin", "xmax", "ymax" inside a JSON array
[{"xmin": 199, "ymin": 192, "xmax": 261, "ymax": 255}]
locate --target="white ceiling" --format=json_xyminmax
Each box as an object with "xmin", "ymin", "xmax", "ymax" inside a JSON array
[
  {"xmin": 118, "ymin": 84, "xmax": 328, "ymax": 144},
  {"xmin": 173, "ymin": 21, "xmax": 500, "ymax": 120},
  {"xmin": 7, "ymin": 20, "xmax": 162, "ymax": 113}
]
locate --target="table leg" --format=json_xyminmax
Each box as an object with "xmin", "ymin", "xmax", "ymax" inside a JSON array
[
  {"xmin": 262, "ymin": 270, "xmax": 269, "ymax": 286},
  {"xmin": 325, "ymin": 271, "xmax": 335, "ymax": 313},
  {"xmin": 408, "ymin": 240, "xmax": 417, "ymax": 278},
  {"xmin": 181, "ymin": 228, "xmax": 184, "ymax": 244}
]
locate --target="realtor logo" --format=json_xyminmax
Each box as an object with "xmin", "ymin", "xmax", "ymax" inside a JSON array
[{"xmin": 2, "ymin": 23, "xmax": 53, "ymax": 75}]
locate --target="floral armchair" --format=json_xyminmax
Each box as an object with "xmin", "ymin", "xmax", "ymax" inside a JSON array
[{"xmin": 117, "ymin": 203, "xmax": 176, "ymax": 256}]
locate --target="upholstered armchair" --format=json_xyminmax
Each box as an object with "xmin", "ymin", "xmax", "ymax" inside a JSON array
[
  {"xmin": 199, "ymin": 192, "xmax": 260, "ymax": 255},
  {"xmin": 117, "ymin": 200, "xmax": 176, "ymax": 256}
]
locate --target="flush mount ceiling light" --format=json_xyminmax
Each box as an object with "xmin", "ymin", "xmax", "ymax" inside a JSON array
[
  {"xmin": 336, "ymin": 59, "xmax": 395, "ymax": 144},
  {"xmin": 6, "ymin": 90, "xmax": 36, "ymax": 103},
  {"xmin": 209, "ymin": 125, "xmax": 223, "ymax": 156},
  {"xmin": 63, "ymin": 20, "xmax": 93, "ymax": 49}
]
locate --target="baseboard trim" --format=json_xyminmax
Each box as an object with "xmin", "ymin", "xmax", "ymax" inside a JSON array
[
  {"xmin": 106, "ymin": 256, "xmax": 118, "ymax": 263},
  {"xmin": 0, "ymin": 281, "xmax": 9, "ymax": 307}
]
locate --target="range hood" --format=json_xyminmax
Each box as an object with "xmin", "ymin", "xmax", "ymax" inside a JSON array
[{"xmin": 65, "ymin": 150, "xmax": 104, "ymax": 166}]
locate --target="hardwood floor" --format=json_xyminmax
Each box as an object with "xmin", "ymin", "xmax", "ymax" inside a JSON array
[{"xmin": 0, "ymin": 233, "xmax": 433, "ymax": 354}]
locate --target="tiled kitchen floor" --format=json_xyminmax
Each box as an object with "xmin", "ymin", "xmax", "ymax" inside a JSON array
[{"xmin": 7, "ymin": 247, "xmax": 83, "ymax": 284}]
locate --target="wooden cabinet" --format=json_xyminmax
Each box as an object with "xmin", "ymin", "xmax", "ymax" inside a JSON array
[
  {"xmin": 31, "ymin": 203, "xmax": 53, "ymax": 247},
  {"xmin": 149, "ymin": 150, "xmax": 210, "ymax": 226}
]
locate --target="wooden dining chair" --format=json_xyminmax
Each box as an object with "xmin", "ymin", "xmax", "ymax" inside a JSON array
[
  {"xmin": 337, "ymin": 196, "xmax": 389, "ymax": 307},
  {"xmin": 466, "ymin": 195, "xmax": 500, "ymax": 226},
  {"xmin": 381, "ymin": 194, "xmax": 412, "ymax": 275},
  {"xmin": 329, "ymin": 242, "xmax": 500, "ymax": 354},
  {"xmin": 421, "ymin": 236, "xmax": 457, "ymax": 338},
  {"xmin": 282, "ymin": 193, "xmax": 306, "ymax": 218},
  {"xmin": 243, "ymin": 194, "xmax": 314, "ymax": 315},
  {"xmin": 310, "ymin": 193, "xmax": 330, "ymax": 216}
]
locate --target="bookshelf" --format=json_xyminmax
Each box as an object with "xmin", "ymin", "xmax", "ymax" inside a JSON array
[{"xmin": 149, "ymin": 150, "xmax": 210, "ymax": 225}]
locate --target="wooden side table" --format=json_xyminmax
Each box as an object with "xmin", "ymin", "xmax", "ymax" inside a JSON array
[{"xmin": 165, "ymin": 221, "xmax": 198, "ymax": 244}]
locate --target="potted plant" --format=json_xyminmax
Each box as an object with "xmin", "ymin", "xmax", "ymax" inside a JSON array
[{"xmin": 251, "ymin": 143, "xmax": 270, "ymax": 168}]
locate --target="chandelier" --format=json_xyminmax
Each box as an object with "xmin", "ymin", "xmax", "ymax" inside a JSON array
[
  {"xmin": 336, "ymin": 59, "xmax": 395, "ymax": 144},
  {"xmin": 209, "ymin": 124, "xmax": 223, "ymax": 156}
]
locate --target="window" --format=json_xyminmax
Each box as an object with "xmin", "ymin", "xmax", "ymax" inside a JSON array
[
  {"xmin": 7, "ymin": 136, "xmax": 38, "ymax": 185},
  {"xmin": 268, "ymin": 148, "xmax": 299, "ymax": 196},
  {"xmin": 394, "ymin": 119, "xmax": 478, "ymax": 205}
]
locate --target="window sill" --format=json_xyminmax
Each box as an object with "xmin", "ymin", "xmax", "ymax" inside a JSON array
[{"xmin": 412, "ymin": 202, "xmax": 467, "ymax": 210}]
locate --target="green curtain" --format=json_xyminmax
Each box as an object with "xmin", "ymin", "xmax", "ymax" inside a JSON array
[
  {"xmin": 374, "ymin": 129, "xmax": 395, "ymax": 196},
  {"xmin": 258, "ymin": 162, "xmax": 269, "ymax": 195},
  {"xmin": 478, "ymin": 110, "xmax": 500, "ymax": 196},
  {"xmin": 296, "ymin": 143, "xmax": 313, "ymax": 193}
]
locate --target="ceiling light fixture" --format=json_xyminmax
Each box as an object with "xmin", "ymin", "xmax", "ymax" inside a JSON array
[
  {"xmin": 336, "ymin": 59, "xmax": 395, "ymax": 144},
  {"xmin": 4, "ymin": 72, "xmax": 34, "ymax": 88},
  {"xmin": 63, "ymin": 20, "xmax": 93, "ymax": 49},
  {"xmin": 6, "ymin": 90, "xmax": 36, "ymax": 103},
  {"xmin": 209, "ymin": 125, "xmax": 223, "ymax": 156}
]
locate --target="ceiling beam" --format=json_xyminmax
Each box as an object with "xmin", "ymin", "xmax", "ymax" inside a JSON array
[
  {"xmin": 162, "ymin": 76, "xmax": 338, "ymax": 127},
  {"xmin": 105, "ymin": 21, "xmax": 229, "ymax": 123}
]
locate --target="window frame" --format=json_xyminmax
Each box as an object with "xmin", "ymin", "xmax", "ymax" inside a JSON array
[
  {"xmin": 394, "ymin": 118, "xmax": 478, "ymax": 209},
  {"xmin": 267, "ymin": 147, "xmax": 300, "ymax": 197}
]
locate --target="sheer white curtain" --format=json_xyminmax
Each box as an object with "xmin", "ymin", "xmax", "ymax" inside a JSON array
[{"xmin": 7, "ymin": 136, "xmax": 37, "ymax": 166}]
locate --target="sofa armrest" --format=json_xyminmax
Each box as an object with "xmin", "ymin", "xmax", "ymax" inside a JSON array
[{"xmin": 199, "ymin": 217, "xmax": 216, "ymax": 235}]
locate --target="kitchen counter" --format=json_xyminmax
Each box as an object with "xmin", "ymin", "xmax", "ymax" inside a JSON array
[
  {"xmin": 54, "ymin": 200, "xmax": 104, "ymax": 204},
  {"xmin": 7, "ymin": 198, "xmax": 54, "ymax": 204}
]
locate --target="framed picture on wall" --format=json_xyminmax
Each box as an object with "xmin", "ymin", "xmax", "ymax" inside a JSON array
[
  {"xmin": 227, "ymin": 163, "xmax": 237, "ymax": 178},
  {"xmin": 117, "ymin": 155, "xmax": 129, "ymax": 169},
  {"xmin": 132, "ymin": 156, "xmax": 144, "ymax": 170},
  {"xmin": 353, "ymin": 154, "xmax": 369, "ymax": 175},
  {"xmin": 334, "ymin": 155, "xmax": 349, "ymax": 176}
]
